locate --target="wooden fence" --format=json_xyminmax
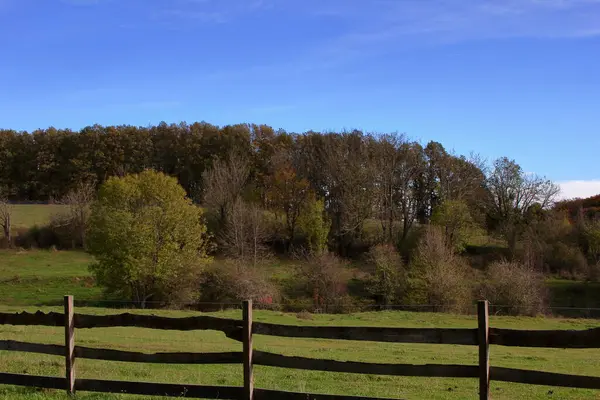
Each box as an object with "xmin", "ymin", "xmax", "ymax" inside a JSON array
[{"xmin": 1, "ymin": 297, "xmax": 600, "ymax": 399}]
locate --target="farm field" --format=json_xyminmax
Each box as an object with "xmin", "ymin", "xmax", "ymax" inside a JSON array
[
  {"xmin": 8, "ymin": 204, "xmax": 67, "ymax": 231},
  {"xmin": 1, "ymin": 306, "xmax": 600, "ymax": 400},
  {"xmin": 1, "ymin": 205, "xmax": 599, "ymax": 399},
  {"xmin": 0, "ymin": 250, "xmax": 100, "ymax": 306},
  {"xmin": 1, "ymin": 248, "xmax": 599, "ymax": 313}
]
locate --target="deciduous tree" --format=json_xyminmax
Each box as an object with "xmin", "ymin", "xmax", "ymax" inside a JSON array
[
  {"xmin": 486, "ymin": 157, "xmax": 560, "ymax": 255},
  {"xmin": 87, "ymin": 170, "xmax": 211, "ymax": 307}
]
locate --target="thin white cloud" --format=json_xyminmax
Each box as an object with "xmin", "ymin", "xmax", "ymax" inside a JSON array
[
  {"xmin": 223, "ymin": 0, "xmax": 600, "ymax": 78},
  {"xmin": 159, "ymin": 8, "xmax": 227, "ymax": 24},
  {"xmin": 156, "ymin": 0, "xmax": 272, "ymax": 25},
  {"xmin": 59, "ymin": 0, "xmax": 110, "ymax": 5},
  {"xmin": 322, "ymin": 0, "xmax": 600, "ymax": 42},
  {"xmin": 558, "ymin": 180, "xmax": 600, "ymax": 200},
  {"xmin": 248, "ymin": 104, "xmax": 296, "ymax": 114}
]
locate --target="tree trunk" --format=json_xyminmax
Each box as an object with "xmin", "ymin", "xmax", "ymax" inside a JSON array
[{"xmin": 1, "ymin": 212, "xmax": 10, "ymax": 248}]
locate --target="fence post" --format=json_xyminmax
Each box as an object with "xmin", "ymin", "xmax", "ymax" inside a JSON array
[
  {"xmin": 64, "ymin": 295, "xmax": 75, "ymax": 396},
  {"xmin": 243, "ymin": 300, "xmax": 254, "ymax": 400},
  {"xmin": 478, "ymin": 300, "xmax": 490, "ymax": 400}
]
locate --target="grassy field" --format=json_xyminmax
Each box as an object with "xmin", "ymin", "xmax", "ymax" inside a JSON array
[
  {"xmin": 1, "ymin": 306, "xmax": 600, "ymax": 400},
  {"xmin": 0, "ymin": 250, "xmax": 100, "ymax": 306},
  {"xmin": 1, "ymin": 205, "xmax": 599, "ymax": 398},
  {"xmin": 8, "ymin": 204, "xmax": 66, "ymax": 230},
  {"xmin": 1, "ymin": 248, "xmax": 599, "ymax": 313}
]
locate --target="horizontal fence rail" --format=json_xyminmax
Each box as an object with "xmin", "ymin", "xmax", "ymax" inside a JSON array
[
  {"xmin": 0, "ymin": 297, "xmax": 599, "ymax": 399},
  {"xmin": 490, "ymin": 367, "xmax": 600, "ymax": 389},
  {"xmin": 0, "ymin": 339, "xmax": 243, "ymax": 364},
  {"xmin": 4, "ymin": 311, "xmax": 600, "ymax": 348},
  {"xmin": 252, "ymin": 322, "xmax": 478, "ymax": 344},
  {"xmin": 490, "ymin": 327, "xmax": 600, "ymax": 348},
  {"xmin": 253, "ymin": 351, "xmax": 479, "ymax": 378}
]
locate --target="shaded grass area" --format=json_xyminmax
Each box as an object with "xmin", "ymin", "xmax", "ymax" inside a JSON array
[
  {"xmin": 0, "ymin": 307, "xmax": 599, "ymax": 399},
  {"xmin": 547, "ymin": 279, "xmax": 600, "ymax": 317}
]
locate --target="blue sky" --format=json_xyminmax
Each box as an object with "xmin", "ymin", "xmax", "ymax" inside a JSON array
[{"xmin": 1, "ymin": 0, "xmax": 599, "ymax": 198}]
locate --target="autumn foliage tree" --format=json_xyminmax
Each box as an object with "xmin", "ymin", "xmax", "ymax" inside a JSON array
[{"xmin": 267, "ymin": 165, "xmax": 311, "ymax": 246}]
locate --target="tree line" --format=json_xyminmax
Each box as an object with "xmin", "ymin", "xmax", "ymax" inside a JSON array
[
  {"xmin": 2, "ymin": 121, "xmax": 599, "ymax": 313},
  {"xmin": 0, "ymin": 121, "xmax": 566, "ymax": 256}
]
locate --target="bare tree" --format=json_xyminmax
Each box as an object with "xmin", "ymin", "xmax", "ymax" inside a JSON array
[
  {"xmin": 202, "ymin": 152, "xmax": 249, "ymax": 227},
  {"xmin": 0, "ymin": 196, "xmax": 11, "ymax": 247},
  {"xmin": 59, "ymin": 181, "xmax": 96, "ymax": 248},
  {"xmin": 372, "ymin": 134, "xmax": 405, "ymax": 242},
  {"xmin": 220, "ymin": 199, "xmax": 270, "ymax": 266},
  {"xmin": 395, "ymin": 142, "xmax": 424, "ymax": 241},
  {"xmin": 321, "ymin": 131, "xmax": 377, "ymax": 254}
]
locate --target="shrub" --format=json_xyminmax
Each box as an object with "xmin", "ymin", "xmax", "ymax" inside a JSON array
[
  {"xmin": 198, "ymin": 261, "xmax": 280, "ymax": 307},
  {"xmin": 296, "ymin": 310, "xmax": 314, "ymax": 320},
  {"xmin": 548, "ymin": 242, "xmax": 588, "ymax": 279},
  {"xmin": 87, "ymin": 170, "xmax": 211, "ymax": 308},
  {"xmin": 588, "ymin": 262, "xmax": 600, "ymax": 282},
  {"xmin": 15, "ymin": 225, "xmax": 60, "ymax": 249},
  {"xmin": 366, "ymin": 244, "xmax": 406, "ymax": 306},
  {"xmin": 296, "ymin": 253, "xmax": 350, "ymax": 313},
  {"xmin": 520, "ymin": 210, "xmax": 587, "ymax": 277},
  {"xmin": 481, "ymin": 261, "xmax": 548, "ymax": 316},
  {"xmin": 582, "ymin": 220, "xmax": 600, "ymax": 264},
  {"xmin": 397, "ymin": 225, "xmax": 425, "ymax": 264},
  {"xmin": 408, "ymin": 227, "xmax": 473, "ymax": 313}
]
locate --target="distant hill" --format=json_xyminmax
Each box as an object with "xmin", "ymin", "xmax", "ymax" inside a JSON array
[{"xmin": 555, "ymin": 194, "xmax": 600, "ymax": 221}]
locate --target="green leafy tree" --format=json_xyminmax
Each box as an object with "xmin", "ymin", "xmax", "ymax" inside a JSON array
[
  {"xmin": 298, "ymin": 197, "xmax": 330, "ymax": 255},
  {"xmin": 431, "ymin": 200, "xmax": 478, "ymax": 252},
  {"xmin": 87, "ymin": 170, "xmax": 211, "ymax": 307},
  {"xmin": 583, "ymin": 220, "xmax": 600, "ymax": 264},
  {"xmin": 486, "ymin": 157, "xmax": 560, "ymax": 256}
]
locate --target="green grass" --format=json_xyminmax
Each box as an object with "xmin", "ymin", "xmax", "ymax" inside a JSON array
[
  {"xmin": 0, "ymin": 250, "xmax": 100, "ymax": 306},
  {"xmin": 1, "ymin": 307, "xmax": 599, "ymax": 399},
  {"xmin": 0, "ymin": 244, "xmax": 599, "ymax": 399},
  {"xmin": 9, "ymin": 204, "xmax": 67, "ymax": 230}
]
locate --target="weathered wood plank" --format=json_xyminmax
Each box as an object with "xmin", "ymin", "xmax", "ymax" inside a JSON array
[
  {"xmin": 252, "ymin": 322, "xmax": 478, "ymax": 345},
  {"xmin": 64, "ymin": 295, "xmax": 75, "ymax": 395},
  {"xmin": 491, "ymin": 367, "xmax": 600, "ymax": 389},
  {"xmin": 74, "ymin": 313, "xmax": 241, "ymax": 332},
  {"xmin": 478, "ymin": 300, "xmax": 490, "ymax": 400},
  {"xmin": 0, "ymin": 311, "xmax": 63, "ymax": 327},
  {"xmin": 0, "ymin": 340, "xmax": 63, "ymax": 356},
  {"xmin": 243, "ymin": 300, "xmax": 254, "ymax": 400},
  {"xmin": 76, "ymin": 347, "xmax": 243, "ymax": 364},
  {"xmin": 253, "ymin": 351, "xmax": 478, "ymax": 377},
  {"xmin": 75, "ymin": 378, "xmax": 241, "ymax": 399},
  {"xmin": 0, "ymin": 311, "xmax": 243, "ymax": 336},
  {"xmin": 490, "ymin": 327, "xmax": 600, "ymax": 348},
  {"xmin": 0, "ymin": 372, "xmax": 64, "ymax": 389},
  {"xmin": 254, "ymin": 388, "xmax": 402, "ymax": 399},
  {"xmin": 0, "ymin": 340, "xmax": 242, "ymax": 364}
]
